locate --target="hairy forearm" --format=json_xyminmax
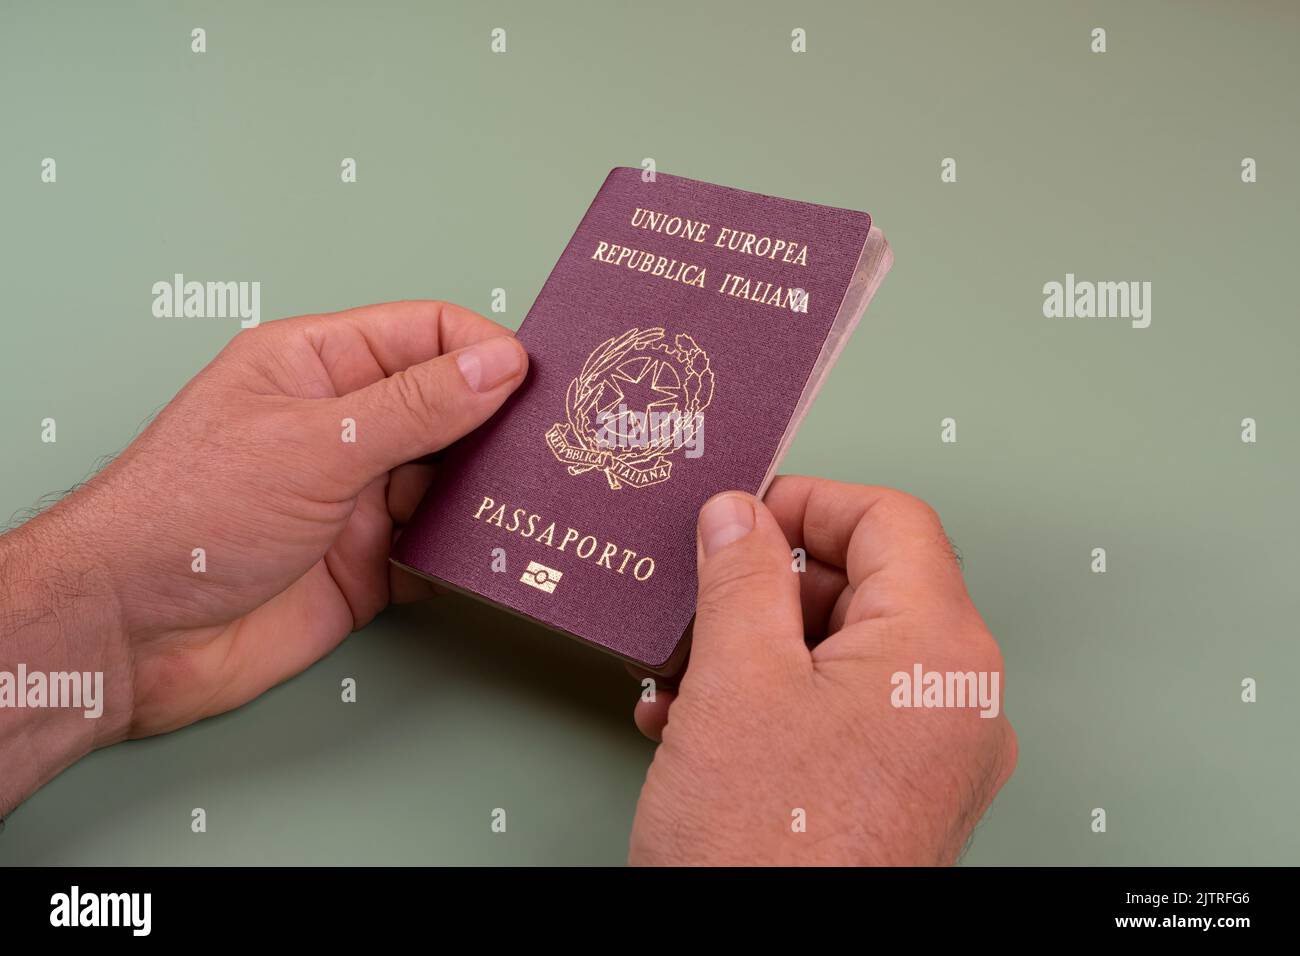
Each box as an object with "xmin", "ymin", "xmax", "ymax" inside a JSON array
[{"xmin": 0, "ymin": 501, "xmax": 132, "ymax": 816}]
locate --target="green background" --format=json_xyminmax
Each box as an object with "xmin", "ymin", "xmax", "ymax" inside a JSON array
[{"xmin": 2, "ymin": 0, "xmax": 1297, "ymax": 865}]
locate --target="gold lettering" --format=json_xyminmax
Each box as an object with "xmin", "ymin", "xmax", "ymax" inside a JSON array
[
  {"xmin": 680, "ymin": 265, "xmax": 706, "ymax": 288},
  {"xmin": 467, "ymin": 496, "xmax": 658, "ymax": 583},
  {"xmin": 589, "ymin": 241, "xmax": 707, "ymax": 292}
]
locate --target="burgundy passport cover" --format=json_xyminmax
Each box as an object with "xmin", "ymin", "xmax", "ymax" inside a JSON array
[{"xmin": 392, "ymin": 168, "xmax": 877, "ymax": 671}]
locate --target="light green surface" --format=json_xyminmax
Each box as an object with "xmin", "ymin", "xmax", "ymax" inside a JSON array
[{"xmin": 2, "ymin": 0, "xmax": 1298, "ymax": 865}]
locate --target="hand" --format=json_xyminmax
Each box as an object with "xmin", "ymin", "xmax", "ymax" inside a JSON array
[
  {"xmin": 629, "ymin": 477, "xmax": 1017, "ymax": 865},
  {"xmin": 0, "ymin": 301, "xmax": 527, "ymax": 810}
]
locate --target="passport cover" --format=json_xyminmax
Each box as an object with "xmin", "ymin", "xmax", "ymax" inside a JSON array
[{"xmin": 392, "ymin": 168, "xmax": 891, "ymax": 672}]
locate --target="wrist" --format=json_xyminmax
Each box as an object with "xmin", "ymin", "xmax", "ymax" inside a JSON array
[{"xmin": 0, "ymin": 499, "xmax": 135, "ymax": 814}]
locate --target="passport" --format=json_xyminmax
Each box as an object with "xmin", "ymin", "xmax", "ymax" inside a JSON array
[{"xmin": 392, "ymin": 168, "xmax": 892, "ymax": 672}]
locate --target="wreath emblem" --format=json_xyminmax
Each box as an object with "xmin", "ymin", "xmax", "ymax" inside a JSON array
[{"xmin": 545, "ymin": 327, "xmax": 714, "ymax": 490}]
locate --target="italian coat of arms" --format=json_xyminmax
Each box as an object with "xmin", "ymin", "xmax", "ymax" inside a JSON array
[{"xmin": 545, "ymin": 327, "xmax": 714, "ymax": 490}]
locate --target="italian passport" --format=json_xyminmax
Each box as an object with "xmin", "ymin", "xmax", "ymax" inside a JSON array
[{"xmin": 392, "ymin": 168, "xmax": 891, "ymax": 673}]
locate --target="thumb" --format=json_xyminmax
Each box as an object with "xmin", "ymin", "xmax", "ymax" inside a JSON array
[
  {"xmin": 690, "ymin": 491, "xmax": 807, "ymax": 675},
  {"xmin": 325, "ymin": 334, "xmax": 528, "ymax": 489}
]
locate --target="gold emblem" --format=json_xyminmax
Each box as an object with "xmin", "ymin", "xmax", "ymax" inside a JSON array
[
  {"xmin": 546, "ymin": 328, "xmax": 714, "ymax": 490},
  {"xmin": 520, "ymin": 560, "xmax": 563, "ymax": 594}
]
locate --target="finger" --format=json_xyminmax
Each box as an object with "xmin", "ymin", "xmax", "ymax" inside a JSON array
[
  {"xmin": 798, "ymin": 556, "xmax": 849, "ymax": 643},
  {"xmin": 296, "ymin": 300, "xmax": 517, "ymax": 396},
  {"xmin": 633, "ymin": 687, "xmax": 676, "ymax": 742},
  {"xmin": 389, "ymin": 527, "xmax": 447, "ymax": 602},
  {"xmin": 625, "ymin": 663, "xmax": 678, "ymax": 739},
  {"xmin": 389, "ymin": 562, "xmax": 442, "ymax": 603},
  {"xmin": 690, "ymin": 491, "xmax": 809, "ymax": 676},
  {"xmin": 387, "ymin": 461, "xmax": 437, "ymax": 526},
  {"xmin": 764, "ymin": 475, "xmax": 970, "ymax": 623},
  {"xmin": 322, "ymin": 476, "xmax": 392, "ymax": 628},
  {"xmin": 321, "ymin": 334, "xmax": 528, "ymax": 490},
  {"xmin": 624, "ymin": 662, "xmax": 679, "ymax": 691},
  {"xmin": 191, "ymin": 562, "xmax": 357, "ymax": 729}
]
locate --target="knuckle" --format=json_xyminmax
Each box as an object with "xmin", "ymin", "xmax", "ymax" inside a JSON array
[
  {"xmin": 219, "ymin": 323, "xmax": 287, "ymax": 374},
  {"xmin": 977, "ymin": 635, "xmax": 1006, "ymax": 675},
  {"xmin": 399, "ymin": 298, "xmax": 454, "ymax": 327},
  {"xmin": 871, "ymin": 487, "xmax": 961, "ymax": 565},
  {"xmin": 218, "ymin": 325, "xmax": 262, "ymax": 361},
  {"xmin": 698, "ymin": 556, "xmax": 780, "ymax": 607},
  {"xmin": 231, "ymin": 319, "xmax": 283, "ymax": 351},
  {"xmin": 231, "ymin": 324, "xmax": 265, "ymax": 347},
  {"xmin": 880, "ymin": 487, "xmax": 943, "ymax": 530},
  {"xmin": 998, "ymin": 716, "xmax": 1019, "ymax": 767},
  {"xmin": 694, "ymin": 559, "xmax": 794, "ymax": 636},
  {"xmin": 951, "ymin": 625, "xmax": 1005, "ymax": 677},
  {"xmin": 964, "ymin": 612, "xmax": 1006, "ymax": 665},
  {"xmin": 390, "ymin": 366, "xmax": 448, "ymax": 426}
]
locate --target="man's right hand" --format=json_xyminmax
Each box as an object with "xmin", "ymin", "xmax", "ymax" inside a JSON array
[{"xmin": 629, "ymin": 477, "xmax": 1017, "ymax": 865}]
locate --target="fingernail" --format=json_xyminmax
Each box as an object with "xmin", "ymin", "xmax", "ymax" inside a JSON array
[
  {"xmin": 699, "ymin": 494, "xmax": 755, "ymax": 557},
  {"xmin": 456, "ymin": 337, "xmax": 524, "ymax": 392}
]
